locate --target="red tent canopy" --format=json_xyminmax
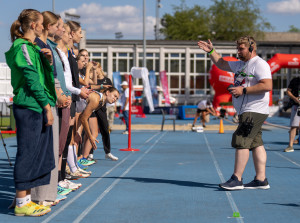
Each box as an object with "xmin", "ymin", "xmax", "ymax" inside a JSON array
[{"xmin": 209, "ymin": 54, "xmax": 300, "ymax": 107}]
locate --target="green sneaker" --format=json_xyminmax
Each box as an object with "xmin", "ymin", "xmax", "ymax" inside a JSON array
[
  {"xmin": 57, "ymin": 185, "xmax": 72, "ymax": 196},
  {"xmin": 14, "ymin": 202, "xmax": 51, "ymax": 216},
  {"xmin": 78, "ymin": 158, "xmax": 96, "ymax": 166}
]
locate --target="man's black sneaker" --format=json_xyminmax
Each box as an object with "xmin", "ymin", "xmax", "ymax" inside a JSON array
[
  {"xmin": 219, "ymin": 174, "xmax": 244, "ymax": 190},
  {"xmin": 244, "ymin": 176, "xmax": 270, "ymax": 189}
]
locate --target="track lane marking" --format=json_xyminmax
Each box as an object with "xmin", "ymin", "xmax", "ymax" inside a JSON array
[
  {"xmin": 265, "ymin": 145, "xmax": 300, "ymax": 168},
  {"xmin": 42, "ymin": 132, "xmax": 161, "ymax": 223},
  {"xmin": 203, "ymin": 133, "xmax": 244, "ymax": 223},
  {"xmin": 73, "ymin": 132, "xmax": 167, "ymax": 223}
]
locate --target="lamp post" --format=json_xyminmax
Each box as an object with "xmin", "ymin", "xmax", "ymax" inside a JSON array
[
  {"xmin": 52, "ymin": 0, "xmax": 55, "ymax": 13},
  {"xmin": 143, "ymin": 0, "xmax": 146, "ymax": 68},
  {"xmin": 155, "ymin": 0, "xmax": 161, "ymax": 40}
]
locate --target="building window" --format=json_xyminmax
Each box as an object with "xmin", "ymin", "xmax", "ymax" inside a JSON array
[
  {"xmin": 190, "ymin": 53, "xmax": 211, "ymax": 95},
  {"xmin": 90, "ymin": 52, "xmax": 107, "ymax": 72},
  {"xmin": 138, "ymin": 52, "xmax": 160, "ymax": 72},
  {"xmin": 112, "ymin": 52, "xmax": 134, "ymax": 74},
  {"xmin": 164, "ymin": 52, "xmax": 186, "ymax": 96}
]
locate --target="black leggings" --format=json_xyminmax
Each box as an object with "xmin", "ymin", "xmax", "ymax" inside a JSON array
[{"xmin": 95, "ymin": 106, "xmax": 111, "ymax": 154}]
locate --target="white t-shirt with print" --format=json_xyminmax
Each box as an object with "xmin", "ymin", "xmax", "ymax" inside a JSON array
[{"xmin": 228, "ymin": 56, "xmax": 272, "ymax": 115}]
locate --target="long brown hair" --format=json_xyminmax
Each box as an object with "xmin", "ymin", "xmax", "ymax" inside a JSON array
[
  {"xmin": 42, "ymin": 11, "xmax": 58, "ymax": 30},
  {"xmin": 10, "ymin": 9, "xmax": 41, "ymax": 42},
  {"xmin": 66, "ymin": 20, "xmax": 81, "ymax": 32},
  {"xmin": 103, "ymin": 87, "xmax": 119, "ymax": 95}
]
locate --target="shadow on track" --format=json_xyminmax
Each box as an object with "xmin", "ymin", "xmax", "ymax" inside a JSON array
[
  {"xmin": 265, "ymin": 202, "xmax": 300, "ymax": 207},
  {"xmin": 101, "ymin": 176, "xmax": 220, "ymax": 189}
]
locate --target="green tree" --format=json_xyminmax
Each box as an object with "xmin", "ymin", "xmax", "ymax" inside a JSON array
[
  {"xmin": 209, "ymin": 0, "xmax": 272, "ymax": 40},
  {"xmin": 288, "ymin": 25, "xmax": 300, "ymax": 32},
  {"xmin": 160, "ymin": 1, "xmax": 211, "ymax": 40},
  {"xmin": 160, "ymin": 0, "xmax": 272, "ymax": 41}
]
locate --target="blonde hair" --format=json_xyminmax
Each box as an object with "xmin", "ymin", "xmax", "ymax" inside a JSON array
[
  {"xmin": 66, "ymin": 20, "xmax": 81, "ymax": 32},
  {"xmin": 236, "ymin": 36, "xmax": 256, "ymax": 52},
  {"xmin": 42, "ymin": 11, "xmax": 58, "ymax": 30},
  {"xmin": 10, "ymin": 9, "xmax": 41, "ymax": 42}
]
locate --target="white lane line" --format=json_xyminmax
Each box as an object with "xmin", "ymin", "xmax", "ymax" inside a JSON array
[
  {"xmin": 203, "ymin": 133, "xmax": 244, "ymax": 223},
  {"xmin": 275, "ymin": 152, "xmax": 300, "ymax": 167},
  {"xmin": 265, "ymin": 146, "xmax": 300, "ymax": 168},
  {"xmin": 42, "ymin": 132, "xmax": 160, "ymax": 223},
  {"xmin": 145, "ymin": 132, "xmax": 160, "ymax": 143},
  {"xmin": 73, "ymin": 132, "xmax": 167, "ymax": 223}
]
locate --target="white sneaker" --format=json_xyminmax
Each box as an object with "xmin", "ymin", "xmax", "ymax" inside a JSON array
[
  {"xmin": 58, "ymin": 180, "xmax": 69, "ymax": 189},
  {"xmin": 40, "ymin": 201, "xmax": 56, "ymax": 207},
  {"xmin": 59, "ymin": 179, "xmax": 80, "ymax": 190},
  {"xmin": 105, "ymin": 153, "xmax": 119, "ymax": 161},
  {"xmin": 70, "ymin": 169, "xmax": 90, "ymax": 178},
  {"xmin": 88, "ymin": 154, "xmax": 93, "ymax": 160},
  {"xmin": 63, "ymin": 179, "xmax": 82, "ymax": 190},
  {"xmin": 78, "ymin": 168, "xmax": 92, "ymax": 175},
  {"xmin": 122, "ymin": 131, "xmax": 128, "ymax": 135}
]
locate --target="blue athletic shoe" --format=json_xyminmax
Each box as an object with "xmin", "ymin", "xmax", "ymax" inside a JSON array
[
  {"xmin": 56, "ymin": 194, "xmax": 67, "ymax": 202},
  {"xmin": 244, "ymin": 176, "xmax": 270, "ymax": 190},
  {"xmin": 219, "ymin": 174, "xmax": 244, "ymax": 190},
  {"xmin": 77, "ymin": 161, "xmax": 88, "ymax": 170}
]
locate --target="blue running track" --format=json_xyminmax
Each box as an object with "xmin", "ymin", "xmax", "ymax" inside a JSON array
[{"xmin": 0, "ymin": 115, "xmax": 300, "ymax": 222}]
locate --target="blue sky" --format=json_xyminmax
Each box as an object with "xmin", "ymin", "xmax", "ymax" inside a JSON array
[{"xmin": 0, "ymin": 0, "xmax": 299, "ymax": 62}]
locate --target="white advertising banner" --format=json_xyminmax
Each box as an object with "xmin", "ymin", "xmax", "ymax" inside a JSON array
[{"xmin": 131, "ymin": 67, "xmax": 154, "ymax": 112}]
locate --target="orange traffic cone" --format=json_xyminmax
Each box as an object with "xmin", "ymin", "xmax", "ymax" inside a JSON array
[{"xmin": 219, "ymin": 119, "xmax": 224, "ymax": 134}]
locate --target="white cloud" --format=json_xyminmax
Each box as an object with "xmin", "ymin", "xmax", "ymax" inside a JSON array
[
  {"xmin": 61, "ymin": 3, "xmax": 156, "ymax": 39},
  {"xmin": 267, "ymin": 0, "xmax": 300, "ymax": 13}
]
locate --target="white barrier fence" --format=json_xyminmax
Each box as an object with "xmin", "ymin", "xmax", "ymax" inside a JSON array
[{"xmin": 0, "ymin": 63, "xmax": 13, "ymax": 116}]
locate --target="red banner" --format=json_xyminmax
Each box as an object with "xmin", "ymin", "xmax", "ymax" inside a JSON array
[{"xmin": 159, "ymin": 71, "xmax": 170, "ymax": 106}]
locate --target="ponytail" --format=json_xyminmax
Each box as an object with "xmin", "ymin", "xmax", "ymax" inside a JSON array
[
  {"xmin": 10, "ymin": 20, "xmax": 23, "ymax": 42},
  {"xmin": 10, "ymin": 9, "xmax": 41, "ymax": 43}
]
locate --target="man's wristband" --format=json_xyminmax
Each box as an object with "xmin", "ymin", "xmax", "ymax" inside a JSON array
[
  {"xmin": 208, "ymin": 48, "xmax": 214, "ymax": 55},
  {"xmin": 243, "ymin": 87, "xmax": 247, "ymax": 95},
  {"xmin": 100, "ymin": 84, "xmax": 103, "ymax": 89}
]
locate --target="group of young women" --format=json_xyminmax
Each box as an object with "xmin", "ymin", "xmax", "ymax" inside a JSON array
[{"xmin": 5, "ymin": 9, "xmax": 120, "ymax": 217}]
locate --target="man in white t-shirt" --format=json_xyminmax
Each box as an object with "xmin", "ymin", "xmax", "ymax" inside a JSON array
[
  {"xmin": 198, "ymin": 36, "xmax": 272, "ymax": 190},
  {"xmin": 192, "ymin": 100, "xmax": 217, "ymax": 128},
  {"xmin": 120, "ymin": 81, "xmax": 129, "ymax": 134}
]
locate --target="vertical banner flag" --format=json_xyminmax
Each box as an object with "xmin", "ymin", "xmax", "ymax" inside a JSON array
[
  {"xmin": 113, "ymin": 71, "xmax": 122, "ymax": 92},
  {"xmin": 131, "ymin": 67, "xmax": 154, "ymax": 112},
  {"xmin": 159, "ymin": 70, "xmax": 170, "ymax": 106},
  {"xmin": 148, "ymin": 70, "xmax": 158, "ymax": 107}
]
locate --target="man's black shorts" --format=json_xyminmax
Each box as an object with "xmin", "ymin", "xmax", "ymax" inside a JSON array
[
  {"xmin": 232, "ymin": 112, "xmax": 268, "ymax": 149},
  {"xmin": 197, "ymin": 108, "xmax": 206, "ymax": 113}
]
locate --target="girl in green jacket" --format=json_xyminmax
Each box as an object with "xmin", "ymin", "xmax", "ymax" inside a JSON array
[{"xmin": 5, "ymin": 9, "xmax": 56, "ymax": 217}]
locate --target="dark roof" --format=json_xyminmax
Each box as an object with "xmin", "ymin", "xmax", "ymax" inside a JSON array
[{"xmin": 86, "ymin": 39, "xmax": 300, "ymax": 48}]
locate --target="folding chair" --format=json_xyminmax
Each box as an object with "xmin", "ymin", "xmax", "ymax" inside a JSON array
[{"xmin": 161, "ymin": 109, "xmax": 176, "ymax": 131}]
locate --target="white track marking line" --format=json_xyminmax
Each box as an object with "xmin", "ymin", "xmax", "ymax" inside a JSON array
[
  {"xmin": 203, "ymin": 133, "xmax": 244, "ymax": 223},
  {"xmin": 73, "ymin": 132, "xmax": 167, "ymax": 223},
  {"xmin": 265, "ymin": 146, "xmax": 300, "ymax": 168},
  {"xmin": 42, "ymin": 132, "xmax": 160, "ymax": 223}
]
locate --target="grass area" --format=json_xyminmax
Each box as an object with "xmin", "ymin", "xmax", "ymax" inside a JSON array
[
  {"xmin": 1, "ymin": 133, "xmax": 16, "ymax": 139},
  {"xmin": 0, "ymin": 116, "xmax": 11, "ymax": 127},
  {"xmin": 0, "ymin": 116, "xmax": 15, "ymax": 138}
]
